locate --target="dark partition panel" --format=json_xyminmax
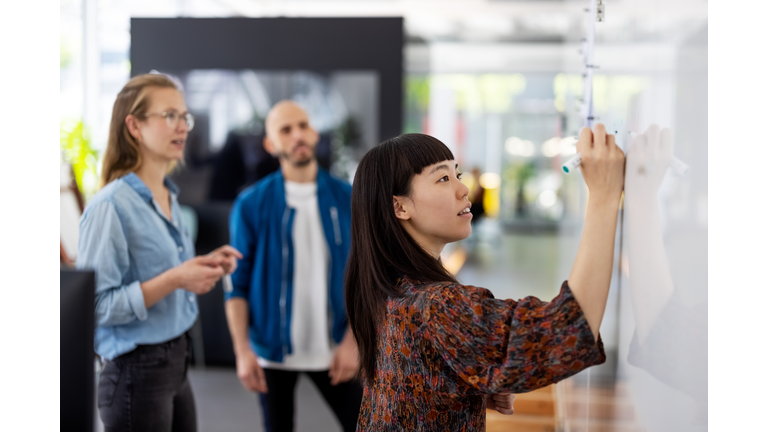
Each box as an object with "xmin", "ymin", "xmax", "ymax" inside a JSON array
[
  {"xmin": 190, "ymin": 202, "xmax": 236, "ymax": 365},
  {"xmin": 130, "ymin": 17, "xmax": 403, "ymax": 141},
  {"xmin": 61, "ymin": 269, "xmax": 95, "ymax": 432},
  {"xmin": 131, "ymin": 17, "xmax": 403, "ymax": 366}
]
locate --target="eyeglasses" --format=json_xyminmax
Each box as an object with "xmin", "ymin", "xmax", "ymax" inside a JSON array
[{"xmin": 142, "ymin": 111, "xmax": 195, "ymax": 132}]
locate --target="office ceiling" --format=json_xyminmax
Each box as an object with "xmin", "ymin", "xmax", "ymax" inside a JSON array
[{"xmin": 205, "ymin": 0, "xmax": 707, "ymax": 44}]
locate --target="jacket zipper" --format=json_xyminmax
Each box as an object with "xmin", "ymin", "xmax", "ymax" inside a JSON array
[
  {"xmin": 327, "ymin": 240, "xmax": 335, "ymax": 344},
  {"xmin": 280, "ymin": 206, "xmax": 291, "ymax": 357},
  {"xmin": 330, "ymin": 207, "xmax": 342, "ymax": 246},
  {"xmin": 328, "ymin": 206, "xmax": 341, "ymax": 342}
]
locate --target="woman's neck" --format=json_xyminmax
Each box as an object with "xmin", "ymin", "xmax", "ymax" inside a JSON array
[
  {"xmin": 402, "ymin": 223, "xmax": 445, "ymax": 259},
  {"xmin": 424, "ymin": 244, "xmax": 444, "ymax": 260},
  {"xmin": 134, "ymin": 158, "xmax": 170, "ymax": 194}
]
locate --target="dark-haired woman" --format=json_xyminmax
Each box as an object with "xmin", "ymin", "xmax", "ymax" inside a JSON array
[{"xmin": 345, "ymin": 126, "xmax": 624, "ymax": 431}]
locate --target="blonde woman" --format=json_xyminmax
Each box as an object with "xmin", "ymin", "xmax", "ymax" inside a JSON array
[{"xmin": 77, "ymin": 74, "xmax": 241, "ymax": 432}]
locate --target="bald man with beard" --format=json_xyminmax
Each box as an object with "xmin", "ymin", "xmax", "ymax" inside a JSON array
[{"xmin": 225, "ymin": 101, "xmax": 362, "ymax": 431}]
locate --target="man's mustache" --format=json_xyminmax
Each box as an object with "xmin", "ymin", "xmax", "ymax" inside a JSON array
[{"xmin": 293, "ymin": 142, "xmax": 312, "ymax": 152}]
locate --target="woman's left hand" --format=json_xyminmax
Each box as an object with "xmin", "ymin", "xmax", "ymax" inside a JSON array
[
  {"xmin": 208, "ymin": 245, "xmax": 243, "ymax": 275},
  {"xmin": 486, "ymin": 393, "xmax": 515, "ymax": 415}
]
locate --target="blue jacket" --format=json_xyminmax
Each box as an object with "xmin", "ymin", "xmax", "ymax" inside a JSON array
[{"xmin": 226, "ymin": 168, "xmax": 352, "ymax": 363}]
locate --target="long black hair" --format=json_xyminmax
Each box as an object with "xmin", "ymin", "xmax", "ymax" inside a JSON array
[{"xmin": 345, "ymin": 133, "xmax": 459, "ymax": 385}]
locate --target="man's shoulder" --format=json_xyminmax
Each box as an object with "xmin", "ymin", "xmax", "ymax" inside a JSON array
[{"xmin": 319, "ymin": 169, "xmax": 352, "ymax": 196}]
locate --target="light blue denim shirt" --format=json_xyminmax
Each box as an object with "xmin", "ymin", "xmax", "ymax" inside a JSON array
[{"xmin": 76, "ymin": 172, "xmax": 198, "ymax": 360}]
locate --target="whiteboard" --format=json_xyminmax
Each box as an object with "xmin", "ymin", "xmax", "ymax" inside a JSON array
[{"xmin": 562, "ymin": 0, "xmax": 708, "ymax": 430}]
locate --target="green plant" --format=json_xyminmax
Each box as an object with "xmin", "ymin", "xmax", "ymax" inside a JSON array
[
  {"xmin": 60, "ymin": 120, "xmax": 98, "ymax": 199},
  {"xmin": 504, "ymin": 161, "xmax": 536, "ymax": 218},
  {"xmin": 330, "ymin": 116, "xmax": 362, "ymax": 181},
  {"xmin": 404, "ymin": 76, "xmax": 430, "ymax": 134},
  {"xmin": 334, "ymin": 116, "xmax": 361, "ymax": 149},
  {"xmin": 406, "ymin": 76, "xmax": 430, "ymax": 112},
  {"xmin": 60, "ymin": 37, "xmax": 73, "ymax": 69}
]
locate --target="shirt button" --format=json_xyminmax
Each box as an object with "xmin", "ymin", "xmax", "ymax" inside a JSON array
[
  {"xmin": 189, "ymin": 295, "xmax": 195, "ymax": 302},
  {"xmin": 178, "ymin": 246, "xmax": 183, "ymax": 252}
]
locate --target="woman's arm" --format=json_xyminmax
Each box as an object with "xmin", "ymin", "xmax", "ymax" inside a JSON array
[
  {"xmin": 567, "ymin": 198, "xmax": 620, "ymax": 340},
  {"xmin": 567, "ymin": 124, "xmax": 625, "ymax": 340},
  {"xmin": 78, "ymin": 200, "xmax": 228, "ymax": 326},
  {"xmin": 77, "ymin": 200, "xmax": 151, "ymax": 326},
  {"xmin": 420, "ymin": 282, "xmax": 604, "ymax": 395}
]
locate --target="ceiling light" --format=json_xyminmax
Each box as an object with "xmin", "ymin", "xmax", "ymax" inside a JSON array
[
  {"xmin": 479, "ymin": 173, "xmax": 502, "ymax": 189},
  {"xmin": 541, "ymin": 137, "xmax": 561, "ymax": 157},
  {"xmin": 505, "ymin": 137, "xmax": 535, "ymax": 157},
  {"xmin": 538, "ymin": 190, "xmax": 557, "ymax": 208},
  {"xmin": 559, "ymin": 136, "xmax": 578, "ymax": 155}
]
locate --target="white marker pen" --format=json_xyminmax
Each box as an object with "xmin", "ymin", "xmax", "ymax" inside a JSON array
[
  {"xmin": 222, "ymin": 274, "xmax": 233, "ymax": 293},
  {"xmin": 562, "ymin": 154, "xmax": 582, "ymax": 174},
  {"xmin": 562, "ymin": 153, "xmax": 689, "ymax": 176}
]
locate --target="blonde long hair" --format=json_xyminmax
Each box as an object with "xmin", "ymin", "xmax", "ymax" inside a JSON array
[{"xmin": 100, "ymin": 74, "xmax": 180, "ymax": 187}]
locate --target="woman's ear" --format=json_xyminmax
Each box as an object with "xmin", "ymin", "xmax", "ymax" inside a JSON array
[
  {"xmin": 125, "ymin": 114, "xmax": 142, "ymax": 141},
  {"xmin": 393, "ymin": 196, "xmax": 410, "ymax": 221}
]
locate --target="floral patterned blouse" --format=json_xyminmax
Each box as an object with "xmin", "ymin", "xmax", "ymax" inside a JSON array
[{"xmin": 356, "ymin": 277, "xmax": 606, "ymax": 431}]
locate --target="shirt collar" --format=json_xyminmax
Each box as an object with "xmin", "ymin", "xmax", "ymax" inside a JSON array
[
  {"xmin": 164, "ymin": 176, "xmax": 180, "ymax": 196},
  {"xmin": 122, "ymin": 172, "xmax": 180, "ymax": 202}
]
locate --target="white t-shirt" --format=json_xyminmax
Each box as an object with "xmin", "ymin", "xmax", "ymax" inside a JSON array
[{"xmin": 258, "ymin": 181, "xmax": 335, "ymax": 370}]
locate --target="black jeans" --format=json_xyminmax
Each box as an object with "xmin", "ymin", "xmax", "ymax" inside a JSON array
[
  {"xmin": 259, "ymin": 369, "xmax": 363, "ymax": 432},
  {"xmin": 97, "ymin": 333, "xmax": 197, "ymax": 432}
]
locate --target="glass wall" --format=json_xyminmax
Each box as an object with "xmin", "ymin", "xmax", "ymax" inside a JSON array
[
  {"xmin": 555, "ymin": 7, "xmax": 708, "ymax": 432},
  {"xmin": 401, "ymin": 4, "xmax": 707, "ymax": 430},
  {"xmin": 166, "ymin": 69, "xmax": 379, "ymax": 204}
]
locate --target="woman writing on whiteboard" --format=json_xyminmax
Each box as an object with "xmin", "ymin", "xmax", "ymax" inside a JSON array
[
  {"xmin": 77, "ymin": 73, "xmax": 241, "ymax": 432},
  {"xmin": 345, "ymin": 125, "xmax": 624, "ymax": 430}
]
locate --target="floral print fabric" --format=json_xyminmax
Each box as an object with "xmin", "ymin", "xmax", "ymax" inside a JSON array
[{"xmin": 356, "ymin": 278, "xmax": 606, "ymax": 431}]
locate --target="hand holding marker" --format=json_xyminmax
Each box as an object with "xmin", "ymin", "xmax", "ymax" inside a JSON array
[{"xmin": 562, "ymin": 131, "xmax": 689, "ymax": 176}]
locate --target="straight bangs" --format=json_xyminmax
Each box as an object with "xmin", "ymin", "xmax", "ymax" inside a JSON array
[
  {"xmin": 383, "ymin": 134, "xmax": 455, "ymax": 196},
  {"xmin": 390, "ymin": 133, "xmax": 454, "ymax": 174}
]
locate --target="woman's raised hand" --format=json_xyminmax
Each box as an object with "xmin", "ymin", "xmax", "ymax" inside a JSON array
[
  {"xmin": 174, "ymin": 255, "xmax": 227, "ymax": 295},
  {"xmin": 577, "ymin": 124, "xmax": 625, "ymax": 205},
  {"xmin": 567, "ymin": 124, "xmax": 626, "ymax": 340}
]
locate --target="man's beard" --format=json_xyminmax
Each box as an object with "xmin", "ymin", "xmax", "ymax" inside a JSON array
[{"xmin": 277, "ymin": 143, "xmax": 315, "ymax": 167}]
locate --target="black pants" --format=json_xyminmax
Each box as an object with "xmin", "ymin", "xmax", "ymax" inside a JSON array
[
  {"xmin": 97, "ymin": 333, "xmax": 197, "ymax": 432},
  {"xmin": 259, "ymin": 369, "xmax": 363, "ymax": 432}
]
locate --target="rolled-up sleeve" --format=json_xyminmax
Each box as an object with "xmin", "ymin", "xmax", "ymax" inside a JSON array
[
  {"xmin": 77, "ymin": 200, "xmax": 148, "ymax": 326},
  {"xmin": 419, "ymin": 281, "xmax": 605, "ymax": 394},
  {"xmin": 227, "ymin": 196, "xmax": 255, "ymax": 301}
]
